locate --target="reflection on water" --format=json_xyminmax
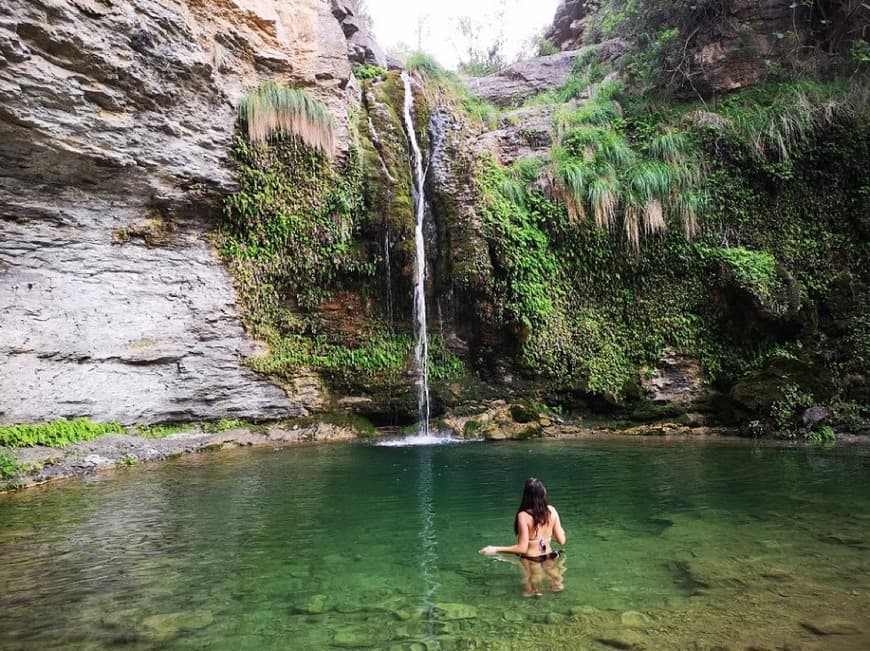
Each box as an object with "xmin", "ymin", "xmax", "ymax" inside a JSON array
[
  {"xmin": 0, "ymin": 439, "xmax": 869, "ymax": 650},
  {"xmin": 417, "ymin": 447, "xmax": 438, "ymax": 636}
]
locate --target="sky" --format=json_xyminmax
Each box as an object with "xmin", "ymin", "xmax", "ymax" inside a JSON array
[{"xmin": 363, "ymin": 0, "xmax": 562, "ymax": 70}]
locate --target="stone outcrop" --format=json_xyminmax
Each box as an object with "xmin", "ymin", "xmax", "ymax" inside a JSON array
[
  {"xmin": 465, "ymin": 50, "xmax": 584, "ymax": 107},
  {"xmin": 545, "ymin": 0, "xmax": 590, "ymax": 51},
  {"xmin": 475, "ymin": 105, "xmax": 555, "ymax": 166},
  {"xmin": 0, "ymin": 0, "xmax": 358, "ymax": 424},
  {"xmin": 330, "ymin": 0, "xmax": 386, "ymax": 68},
  {"xmin": 640, "ymin": 350, "xmax": 706, "ymax": 406}
]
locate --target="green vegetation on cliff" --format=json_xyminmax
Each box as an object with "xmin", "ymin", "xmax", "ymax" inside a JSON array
[
  {"xmin": 221, "ymin": 78, "xmax": 466, "ymax": 419},
  {"xmin": 219, "ymin": 46, "xmax": 867, "ymax": 435},
  {"xmin": 463, "ymin": 65, "xmax": 868, "ymax": 431},
  {"xmin": 0, "ymin": 419, "xmax": 125, "ymax": 448}
]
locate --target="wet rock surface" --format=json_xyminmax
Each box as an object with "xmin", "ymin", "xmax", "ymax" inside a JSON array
[{"xmin": 641, "ymin": 350, "xmax": 707, "ymax": 406}]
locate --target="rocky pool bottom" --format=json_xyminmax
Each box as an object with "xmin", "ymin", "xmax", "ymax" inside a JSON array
[{"xmin": 1, "ymin": 439, "xmax": 868, "ymax": 650}]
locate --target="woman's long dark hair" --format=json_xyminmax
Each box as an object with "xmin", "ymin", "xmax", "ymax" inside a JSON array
[{"xmin": 514, "ymin": 477, "xmax": 550, "ymax": 535}]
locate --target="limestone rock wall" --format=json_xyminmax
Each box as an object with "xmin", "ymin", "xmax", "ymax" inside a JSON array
[{"xmin": 0, "ymin": 0, "xmax": 356, "ymax": 424}]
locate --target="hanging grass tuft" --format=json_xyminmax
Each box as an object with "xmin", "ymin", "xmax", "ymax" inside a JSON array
[
  {"xmin": 587, "ymin": 174, "xmax": 618, "ymax": 229},
  {"xmin": 238, "ymin": 81, "xmax": 335, "ymax": 156}
]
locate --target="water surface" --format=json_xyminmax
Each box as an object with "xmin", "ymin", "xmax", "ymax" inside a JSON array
[{"xmin": 1, "ymin": 439, "xmax": 869, "ymax": 649}]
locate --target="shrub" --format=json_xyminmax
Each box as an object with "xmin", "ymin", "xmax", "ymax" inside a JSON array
[
  {"xmin": 407, "ymin": 52, "xmax": 447, "ymax": 78},
  {"xmin": 354, "ymin": 64, "xmax": 387, "ymax": 81}
]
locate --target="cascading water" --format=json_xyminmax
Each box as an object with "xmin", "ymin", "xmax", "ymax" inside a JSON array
[
  {"xmin": 401, "ymin": 71, "xmax": 431, "ymax": 436},
  {"xmin": 378, "ymin": 76, "xmax": 464, "ymax": 447}
]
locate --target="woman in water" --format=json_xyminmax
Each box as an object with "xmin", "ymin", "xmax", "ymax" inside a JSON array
[{"xmin": 479, "ymin": 477, "xmax": 567, "ymax": 595}]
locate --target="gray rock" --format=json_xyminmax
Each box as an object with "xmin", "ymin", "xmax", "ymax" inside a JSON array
[
  {"xmin": 476, "ymin": 105, "xmax": 555, "ymax": 166},
  {"xmin": 466, "ymin": 50, "xmax": 585, "ymax": 107},
  {"xmin": 0, "ymin": 0, "xmax": 355, "ymax": 425},
  {"xmin": 140, "ymin": 611, "xmax": 213, "ymax": 642},
  {"xmin": 620, "ymin": 611, "xmax": 653, "ymax": 628},
  {"xmin": 802, "ymin": 405, "xmax": 829, "ymax": 429},
  {"xmin": 330, "ymin": 0, "xmax": 386, "ymax": 68},
  {"xmin": 641, "ymin": 349, "xmax": 706, "ymax": 406},
  {"xmin": 433, "ymin": 603, "xmax": 478, "ymax": 620},
  {"xmin": 80, "ymin": 454, "xmax": 114, "ymax": 469},
  {"xmin": 545, "ymin": 0, "xmax": 590, "ymax": 51}
]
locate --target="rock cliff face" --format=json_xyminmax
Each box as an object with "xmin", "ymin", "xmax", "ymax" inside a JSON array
[
  {"xmin": 0, "ymin": 0, "xmax": 356, "ymax": 424},
  {"xmin": 330, "ymin": 0, "xmax": 386, "ymax": 68},
  {"xmin": 544, "ymin": 0, "xmax": 588, "ymax": 51},
  {"xmin": 466, "ymin": 50, "xmax": 583, "ymax": 107},
  {"xmin": 544, "ymin": 0, "xmax": 869, "ymax": 96}
]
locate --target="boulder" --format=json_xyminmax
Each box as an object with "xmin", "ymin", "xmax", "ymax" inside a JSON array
[
  {"xmin": 730, "ymin": 357, "xmax": 835, "ymax": 415},
  {"xmin": 545, "ymin": 0, "xmax": 591, "ymax": 51},
  {"xmin": 802, "ymin": 406, "xmax": 829, "ymax": 429}
]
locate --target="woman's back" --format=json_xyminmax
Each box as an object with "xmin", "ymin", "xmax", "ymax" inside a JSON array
[{"xmin": 518, "ymin": 505, "xmax": 564, "ymax": 557}]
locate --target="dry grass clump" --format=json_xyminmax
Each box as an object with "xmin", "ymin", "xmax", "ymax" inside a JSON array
[{"xmin": 238, "ymin": 81, "xmax": 335, "ymax": 156}]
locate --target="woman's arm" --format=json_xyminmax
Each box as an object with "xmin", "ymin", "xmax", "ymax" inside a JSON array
[
  {"xmin": 551, "ymin": 506, "xmax": 567, "ymax": 545},
  {"xmin": 479, "ymin": 512, "xmax": 531, "ymax": 555}
]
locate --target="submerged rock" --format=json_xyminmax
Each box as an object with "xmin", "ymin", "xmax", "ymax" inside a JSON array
[
  {"xmin": 140, "ymin": 610, "xmax": 213, "ymax": 642},
  {"xmin": 620, "ymin": 611, "xmax": 653, "ymax": 628},
  {"xmin": 800, "ymin": 618, "xmax": 863, "ymax": 636},
  {"xmin": 434, "ymin": 603, "xmax": 478, "ymax": 621}
]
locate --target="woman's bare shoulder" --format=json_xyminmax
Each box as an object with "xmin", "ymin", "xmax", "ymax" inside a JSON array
[{"xmin": 548, "ymin": 505, "xmax": 560, "ymax": 516}]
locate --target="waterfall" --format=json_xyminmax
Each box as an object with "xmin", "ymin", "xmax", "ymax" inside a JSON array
[{"xmin": 401, "ymin": 71, "xmax": 431, "ymax": 435}]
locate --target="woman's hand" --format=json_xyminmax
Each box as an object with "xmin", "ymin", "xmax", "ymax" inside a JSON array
[{"xmin": 479, "ymin": 545, "xmax": 498, "ymax": 555}]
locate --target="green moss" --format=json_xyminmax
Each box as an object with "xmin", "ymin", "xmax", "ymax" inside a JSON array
[
  {"xmin": 0, "ymin": 419, "xmax": 125, "ymax": 449},
  {"xmin": 290, "ymin": 413, "xmax": 377, "ymax": 438},
  {"xmin": 250, "ymin": 332, "xmax": 465, "ymax": 391},
  {"xmin": 463, "ymin": 421, "xmax": 482, "ymax": 437},
  {"xmin": 200, "ymin": 419, "xmax": 253, "ymax": 434},
  {"xmin": 406, "ymin": 52, "xmax": 447, "ymax": 78}
]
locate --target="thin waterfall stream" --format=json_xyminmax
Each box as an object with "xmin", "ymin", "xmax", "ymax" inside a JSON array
[{"xmin": 401, "ymin": 71, "xmax": 431, "ymax": 436}]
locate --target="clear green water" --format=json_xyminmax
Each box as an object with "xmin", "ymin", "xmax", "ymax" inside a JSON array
[{"xmin": 1, "ymin": 439, "xmax": 869, "ymax": 650}]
